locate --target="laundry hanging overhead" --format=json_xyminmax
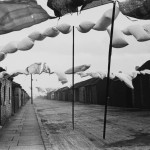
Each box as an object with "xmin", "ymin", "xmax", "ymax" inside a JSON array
[
  {"xmin": 76, "ymin": 72, "xmax": 89, "ymax": 78},
  {"xmin": 47, "ymin": 0, "xmax": 113, "ymax": 17},
  {"xmin": 41, "ymin": 63, "xmax": 51, "ymax": 74},
  {"xmin": 135, "ymin": 60, "xmax": 150, "ymax": 71},
  {"xmin": 25, "ymin": 62, "xmax": 51, "ymax": 75},
  {"xmin": 65, "ymin": 64, "xmax": 91, "ymax": 74},
  {"xmin": 118, "ymin": 0, "xmax": 150, "ymax": 20},
  {"xmin": 0, "ymin": 0, "xmax": 54, "ymax": 35},
  {"xmin": 107, "ymin": 27, "xmax": 129, "ymax": 48},
  {"xmin": 47, "ymin": 0, "xmax": 83, "ymax": 17},
  {"xmin": 53, "ymin": 71, "xmax": 68, "ymax": 84},
  {"xmin": 81, "ymin": 0, "xmax": 113, "ymax": 11},
  {"xmin": 17, "ymin": 37, "xmax": 34, "ymax": 51},
  {"xmin": 93, "ymin": 5, "xmax": 120, "ymax": 31},
  {"xmin": 114, "ymin": 72, "xmax": 134, "ymax": 89},
  {"xmin": 77, "ymin": 21, "xmax": 95, "ymax": 33},
  {"xmin": 9, "ymin": 69, "xmax": 29, "ymax": 78},
  {"xmin": 1, "ymin": 41, "xmax": 18, "ymax": 54},
  {"xmin": 0, "ymin": 52, "xmax": 6, "ymax": 61},
  {"xmin": 25, "ymin": 62, "xmax": 42, "ymax": 74},
  {"xmin": 28, "ymin": 31, "xmax": 46, "ymax": 41},
  {"xmin": 122, "ymin": 24, "xmax": 150, "ymax": 42}
]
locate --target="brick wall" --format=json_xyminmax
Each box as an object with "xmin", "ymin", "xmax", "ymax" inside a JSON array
[
  {"xmin": 12, "ymin": 82, "xmax": 29, "ymax": 113},
  {"xmin": 79, "ymin": 87, "xmax": 86, "ymax": 103},
  {"xmin": 0, "ymin": 79, "xmax": 12, "ymax": 125},
  {"xmin": 24, "ymin": 91, "xmax": 28, "ymax": 104},
  {"xmin": 14, "ymin": 87, "xmax": 22, "ymax": 110},
  {"xmin": 0, "ymin": 79, "xmax": 29, "ymax": 126}
]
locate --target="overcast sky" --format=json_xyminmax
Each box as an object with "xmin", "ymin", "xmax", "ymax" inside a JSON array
[{"xmin": 0, "ymin": 1, "xmax": 150, "ymax": 96}]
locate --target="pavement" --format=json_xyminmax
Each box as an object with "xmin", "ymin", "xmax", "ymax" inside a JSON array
[
  {"xmin": 1, "ymin": 98, "xmax": 150, "ymax": 150},
  {"xmin": 0, "ymin": 101, "xmax": 51, "ymax": 150}
]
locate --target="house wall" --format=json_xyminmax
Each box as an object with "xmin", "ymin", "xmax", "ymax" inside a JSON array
[
  {"xmin": 109, "ymin": 80, "xmax": 133, "ymax": 108},
  {"xmin": 0, "ymin": 79, "xmax": 12, "ymax": 125},
  {"xmin": 79, "ymin": 87, "xmax": 86, "ymax": 103},
  {"xmin": 133, "ymin": 74, "xmax": 150, "ymax": 109}
]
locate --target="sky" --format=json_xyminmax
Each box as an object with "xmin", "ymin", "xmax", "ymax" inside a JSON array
[{"xmin": 0, "ymin": 0, "xmax": 150, "ymax": 97}]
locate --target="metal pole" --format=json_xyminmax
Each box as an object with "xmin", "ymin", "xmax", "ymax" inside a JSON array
[
  {"xmin": 72, "ymin": 26, "xmax": 75, "ymax": 129},
  {"xmin": 103, "ymin": 1, "xmax": 116, "ymax": 139},
  {"xmin": 31, "ymin": 74, "xmax": 33, "ymax": 104}
]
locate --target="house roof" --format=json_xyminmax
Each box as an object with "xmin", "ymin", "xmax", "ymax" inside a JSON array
[
  {"xmin": 136, "ymin": 60, "xmax": 150, "ymax": 71},
  {"xmin": 0, "ymin": 67, "xmax": 6, "ymax": 73},
  {"xmin": 74, "ymin": 78, "xmax": 102, "ymax": 88},
  {"xmin": 56, "ymin": 86, "xmax": 69, "ymax": 92},
  {"xmin": 12, "ymin": 82, "xmax": 22, "ymax": 88}
]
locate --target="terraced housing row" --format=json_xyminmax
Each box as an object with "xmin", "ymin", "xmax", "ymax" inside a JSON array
[
  {"xmin": 47, "ymin": 73, "xmax": 150, "ymax": 109},
  {"xmin": 0, "ymin": 76, "xmax": 29, "ymax": 126}
]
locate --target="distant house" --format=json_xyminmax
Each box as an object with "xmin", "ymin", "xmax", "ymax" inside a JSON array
[
  {"xmin": 73, "ymin": 77, "xmax": 133, "ymax": 107},
  {"xmin": 73, "ymin": 78, "xmax": 107, "ymax": 104},
  {"xmin": 109, "ymin": 77, "xmax": 133, "ymax": 108},
  {"xmin": 12, "ymin": 82, "xmax": 22, "ymax": 114},
  {"xmin": 51, "ymin": 77, "xmax": 133, "ymax": 107},
  {"xmin": 132, "ymin": 60, "xmax": 150, "ymax": 109},
  {"xmin": 0, "ymin": 66, "xmax": 29, "ymax": 126},
  {"xmin": 47, "ymin": 61, "xmax": 150, "ymax": 109},
  {"xmin": 56, "ymin": 87, "xmax": 69, "ymax": 101},
  {"xmin": 0, "ymin": 66, "xmax": 12, "ymax": 125}
]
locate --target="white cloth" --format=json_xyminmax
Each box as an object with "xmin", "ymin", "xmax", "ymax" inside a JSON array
[
  {"xmin": 128, "ymin": 71, "xmax": 140, "ymax": 79},
  {"xmin": 93, "ymin": 6, "xmax": 120, "ymax": 31},
  {"xmin": 56, "ymin": 23, "xmax": 72, "ymax": 34},
  {"xmin": 17, "ymin": 37, "xmax": 34, "ymax": 51},
  {"xmin": 140, "ymin": 69, "xmax": 150, "ymax": 75},
  {"xmin": 40, "ymin": 63, "xmax": 51, "ymax": 74},
  {"xmin": 114, "ymin": 72, "xmax": 134, "ymax": 89},
  {"xmin": 2, "ymin": 41, "xmax": 18, "ymax": 54},
  {"xmin": 65, "ymin": 64, "xmax": 91, "ymax": 74},
  {"xmin": 107, "ymin": 27, "xmax": 129, "ymax": 48},
  {"xmin": 77, "ymin": 21, "xmax": 95, "ymax": 33},
  {"xmin": 54, "ymin": 71, "xmax": 68, "ymax": 84},
  {"xmin": 28, "ymin": 31, "xmax": 46, "ymax": 41},
  {"xmin": 43, "ymin": 27, "xmax": 60, "ymax": 37},
  {"xmin": 123, "ymin": 24, "xmax": 150, "ymax": 42},
  {"xmin": 0, "ymin": 52, "xmax": 6, "ymax": 61},
  {"xmin": 76, "ymin": 72, "xmax": 89, "ymax": 78},
  {"xmin": 9, "ymin": 69, "xmax": 29, "ymax": 77},
  {"xmin": 26, "ymin": 62, "xmax": 42, "ymax": 74}
]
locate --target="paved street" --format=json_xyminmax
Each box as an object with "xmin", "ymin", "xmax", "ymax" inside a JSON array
[
  {"xmin": 0, "ymin": 101, "xmax": 49, "ymax": 150},
  {"xmin": 34, "ymin": 98, "xmax": 150, "ymax": 150},
  {"xmin": 1, "ymin": 98, "xmax": 150, "ymax": 150}
]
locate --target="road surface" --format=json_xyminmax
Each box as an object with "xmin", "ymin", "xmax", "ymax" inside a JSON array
[{"xmin": 34, "ymin": 98, "xmax": 150, "ymax": 150}]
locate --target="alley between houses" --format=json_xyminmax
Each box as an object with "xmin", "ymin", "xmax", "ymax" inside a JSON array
[{"xmin": 0, "ymin": 98, "xmax": 150, "ymax": 150}]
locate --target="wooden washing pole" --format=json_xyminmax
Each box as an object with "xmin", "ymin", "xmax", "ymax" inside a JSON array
[
  {"xmin": 72, "ymin": 26, "xmax": 75, "ymax": 129},
  {"xmin": 31, "ymin": 74, "xmax": 33, "ymax": 104},
  {"xmin": 103, "ymin": 1, "xmax": 116, "ymax": 139}
]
